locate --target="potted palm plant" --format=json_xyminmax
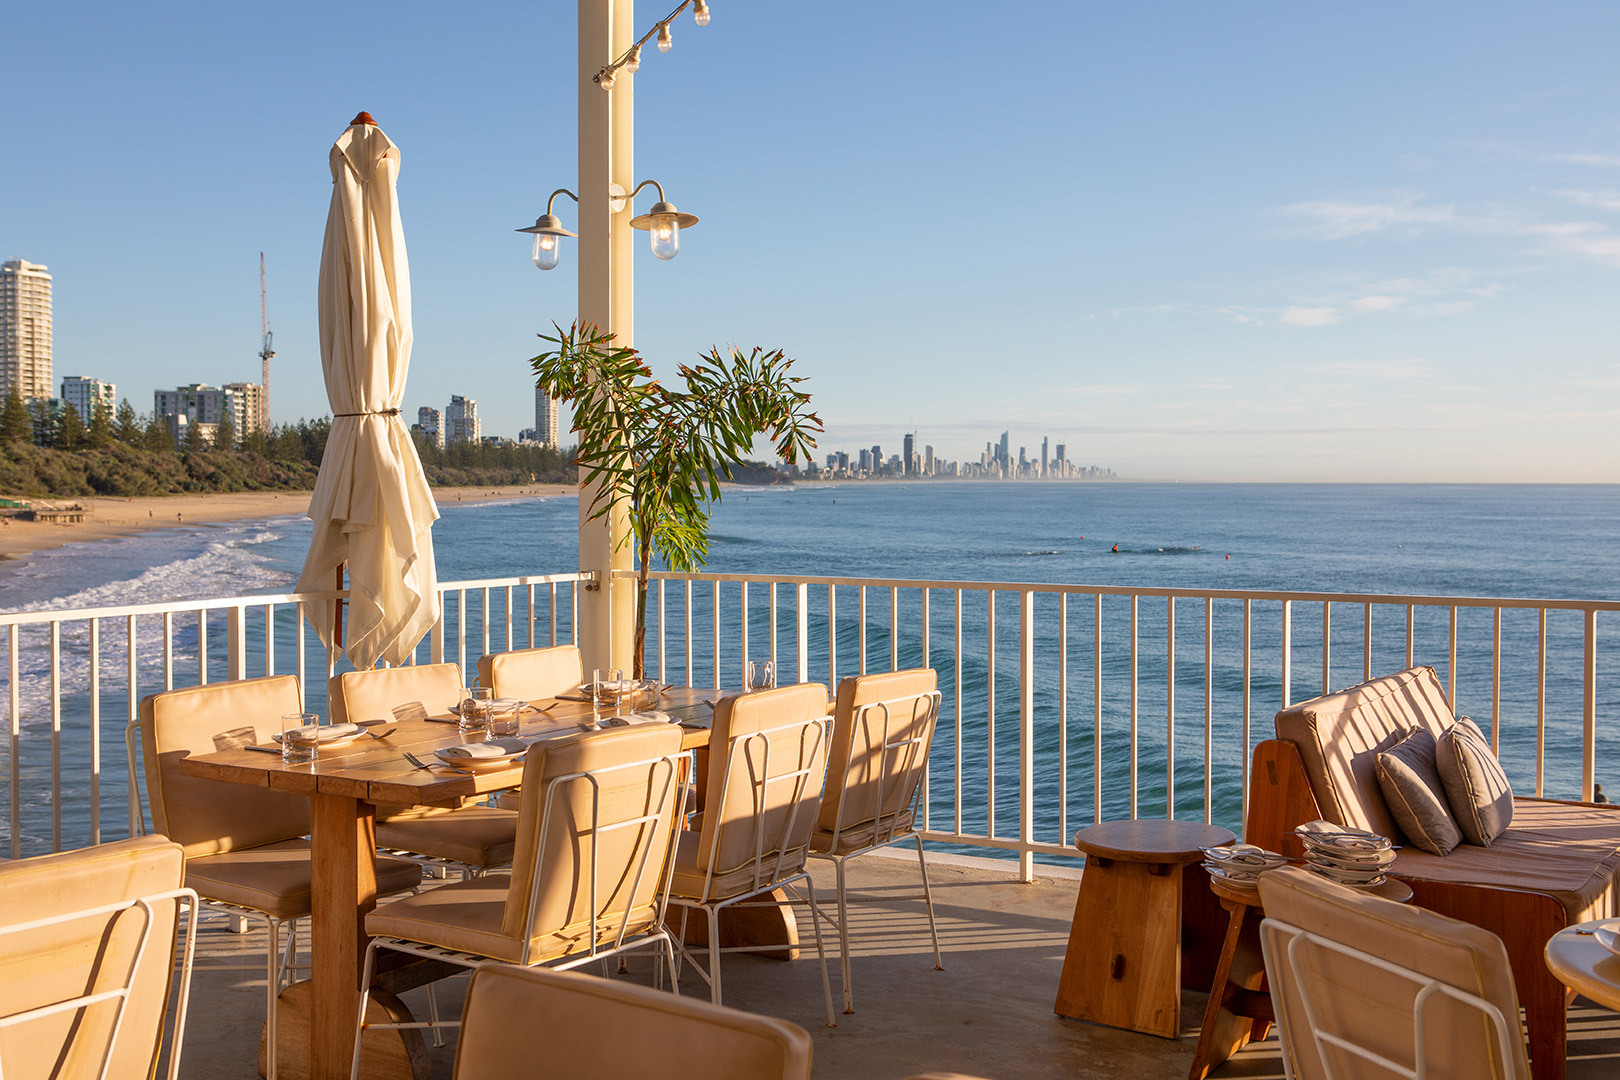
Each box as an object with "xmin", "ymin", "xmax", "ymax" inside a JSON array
[{"xmin": 531, "ymin": 322, "xmax": 821, "ymax": 679}]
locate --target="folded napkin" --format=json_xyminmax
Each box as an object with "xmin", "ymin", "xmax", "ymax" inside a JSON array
[
  {"xmin": 440, "ymin": 737, "xmax": 529, "ymax": 759},
  {"xmin": 282, "ymin": 722, "xmax": 361, "ymax": 744}
]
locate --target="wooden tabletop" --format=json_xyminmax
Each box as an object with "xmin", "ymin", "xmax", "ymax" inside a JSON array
[
  {"xmin": 1545, "ymin": 920, "xmax": 1620, "ymax": 1011},
  {"xmin": 1073, "ymin": 819, "xmax": 1236, "ymax": 863},
  {"xmin": 176, "ymin": 685, "xmax": 724, "ymax": 807}
]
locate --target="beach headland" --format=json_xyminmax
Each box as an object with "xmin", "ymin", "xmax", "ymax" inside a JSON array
[{"xmin": 0, "ymin": 485, "xmax": 578, "ymax": 578}]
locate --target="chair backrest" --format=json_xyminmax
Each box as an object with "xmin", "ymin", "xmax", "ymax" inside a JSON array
[
  {"xmin": 0, "ymin": 836, "xmax": 195, "ymax": 1080},
  {"xmin": 476, "ymin": 645, "xmax": 583, "ymax": 700},
  {"xmin": 1257, "ymin": 865, "xmax": 1531, "ymax": 1080},
  {"xmin": 137, "ymin": 675, "xmax": 310, "ymax": 856},
  {"xmin": 817, "ymin": 668, "xmax": 940, "ymax": 845},
  {"xmin": 328, "ymin": 662, "xmax": 462, "ymax": 726},
  {"xmin": 697, "ymin": 684, "xmax": 831, "ymax": 891},
  {"xmin": 453, "ymin": 964, "xmax": 812, "ymax": 1080},
  {"xmin": 502, "ymin": 724, "xmax": 686, "ymax": 963}
]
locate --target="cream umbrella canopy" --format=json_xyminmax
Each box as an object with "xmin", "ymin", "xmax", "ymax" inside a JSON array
[{"xmin": 297, "ymin": 113, "xmax": 440, "ymax": 670}]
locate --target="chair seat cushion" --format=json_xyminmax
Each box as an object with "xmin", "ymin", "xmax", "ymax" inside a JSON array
[
  {"xmin": 375, "ymin": 807, "xmax": 520, "ymax": 868},
  {"xmin": 185, "ymin": 839, "xmax": 422, "ymax": 920},
  {"xmin": 365, "ymin": 874, "xmax": 661, "ymax": 965},
  {"xmin": 668, "ymin": 829, "xmax": 808, "ymax": 902},
  {"xmin": 810, "ymin": 808, "xmax": 915, "ymax": 856},
  {"xmin": 1391, "ymin": 797, "xmax": 1620, "ymax": 922}
]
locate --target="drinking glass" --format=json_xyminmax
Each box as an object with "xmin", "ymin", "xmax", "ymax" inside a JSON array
[
  {"xmin": 460, "ymin": 686, "xmax": 494, "ymax": 736},
  {"xmin": 592, "ymin": 669, "xmax": 625, "ymax": 717},
  {"xmin": 746, "ymin": 660, "xmax": 776, "ymax": 691},
  {"xmin": 488, "ymin": 698, "xmax": 521, "ymax": 737},
  {"xmin": 280, "ymin": 712, "xmax": 320, "ymax": 764}
]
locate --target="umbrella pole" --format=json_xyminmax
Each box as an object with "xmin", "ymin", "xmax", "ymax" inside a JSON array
[{"xmin": 334, "ymin": 564, "xmax": 345, "ymax": 649}]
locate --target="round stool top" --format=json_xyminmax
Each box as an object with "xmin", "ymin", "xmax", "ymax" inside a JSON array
[
  {"xmin": 1545, "ymin": 920, "xmax": 1620, "ymax": 1012},
  {"xmin": 1073, "ymin": 819, "xmax": 1236, "ymax": 863},
  {"xmin": 1209, "ymin": 869, "xmax": 1413, "ymax": 907}
]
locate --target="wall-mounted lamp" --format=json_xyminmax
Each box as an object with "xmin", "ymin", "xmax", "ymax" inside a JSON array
[
  {"xmin": 515, "ymin": 180, "xmax": 698, "ymax": 270},
  {"xmin": 515, "ymin": 189, "xmax": 579, "ymax": 271}
]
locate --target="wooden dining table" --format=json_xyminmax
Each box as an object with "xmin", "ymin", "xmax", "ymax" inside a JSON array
[{"xmin": 177, "ymin": 684, "xmax": 724, "ymax": 1080}]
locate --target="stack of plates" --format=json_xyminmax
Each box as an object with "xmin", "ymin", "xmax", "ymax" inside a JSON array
[
  {"xmin": 1294, "ymin": 824, "xmax": 1396, "ymax": 888},
  {"xmin": 1200, "ymin": 843, "xmax": 1289, "ymax": 885}
]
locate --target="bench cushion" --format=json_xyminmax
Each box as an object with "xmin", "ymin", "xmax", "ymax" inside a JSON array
[
  {"xmin": 1275, "ymin": 666, "xmax": 1455, "ymax": 839},
  {"xmin": 1391, "ymin": 798, "xmax": 1620, "ymax": 922}
]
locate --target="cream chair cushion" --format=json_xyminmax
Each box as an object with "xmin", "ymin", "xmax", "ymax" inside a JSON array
[
  {"xmin": 476, "ymin": 645, "xmax": 583, "ymax": 700},
  {"xmin": 453, "ymin": 964, "xmax": 813, "ymax": 1080},
  {"xmin": 813, "ymin": 668, "xmax": 936, "ymax": 853},
  {"xmin": 139, "ymin": 675, "xmax": 310, "ymax": 857},
  {"xmin": 328, "ymin": 662, "xmax": 462, "ymax": 725},
  {"xmin": 1258, "ymin": 865, "xmax": 1530, "ymax": 1080},
  {"xmin": 0, "ymin": 836, "xmax": 186, "ymax": 1080}
]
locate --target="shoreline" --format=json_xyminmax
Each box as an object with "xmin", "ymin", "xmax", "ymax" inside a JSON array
[{"xmin": 0, "ymin": 485, "xmax": 579, "ymax": 580}]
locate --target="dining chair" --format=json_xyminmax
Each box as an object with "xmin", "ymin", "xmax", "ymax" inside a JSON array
[
  {"xmin": 132, "ymin": 675, "xmax": 424, "ymax": 1080},
  {"xmin": 1257, "ymin": 865, "xmax": 1532, "ymax": 1080},
  {"xmin": 666, "ymin": 682, "xmax": 837, "ymax": 1028},
  {"xmin": 476, "ymin": 643, "xmax": 583, "ymax": 700},
  {"xmin": 350, "ymin": 722, "xmax": 688, "ymax": 1075},
  {"xmin": 452, "ymin": 964, "xmax": 813, "ymax": 1080},
  {"xmin": 328, "ymin": 662, "xmax": 521, "ymax": 877},
  {"xmin": 0, "ymin": 835, "xmax": 198, "ymax": 1080},
  {"xmin": 808, "ymin": 668, "xmax": 944, "ymax": 1013}
]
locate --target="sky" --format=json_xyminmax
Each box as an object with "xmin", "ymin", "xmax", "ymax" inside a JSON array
[{"xmin": 2, "ymin": 2, "xmax": 1617, "ymax": 482}]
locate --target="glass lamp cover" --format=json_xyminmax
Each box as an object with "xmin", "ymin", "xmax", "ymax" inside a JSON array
[
  {"xmin": 650, "ymin": 219, "xmax": 680, "ymax": 260},
  {"xmin": 532, "ymin": 233, "xmax": 561, "ymax": 271}
]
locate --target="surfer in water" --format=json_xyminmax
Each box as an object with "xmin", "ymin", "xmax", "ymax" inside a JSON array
[{"xmin": 1111, "ymin": 543, "xmax": 1119, "ymax": 553}]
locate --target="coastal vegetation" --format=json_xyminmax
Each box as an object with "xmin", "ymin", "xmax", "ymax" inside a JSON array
[{"xmin": 0, "ymin": 390, "xmax": 577, "ymax": 497}]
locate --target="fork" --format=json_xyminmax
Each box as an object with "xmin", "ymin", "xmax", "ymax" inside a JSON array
[{"xmin": 403, "ymin": 751, "xmax": 438, "ymax": 770}]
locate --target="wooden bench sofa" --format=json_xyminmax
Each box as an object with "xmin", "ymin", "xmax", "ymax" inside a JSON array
[{"xmin": 1245, "ymin": 665, "xmax": 1620, "ymax": 1080}]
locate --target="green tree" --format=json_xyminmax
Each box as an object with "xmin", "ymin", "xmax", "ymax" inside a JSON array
[
  {"xmin": 55, "ymin": 403, "xmax": 85, "ymax": 450},
  {"xmin": 532, "ymin": 321, "xmax": 820, "ymax": 677},
  {"xmin": 182, "ymin": 418, "xmax": 207, "ymax": 454},
  {"xmin": 88, "ymin": 396, "xmax": 113, "ymax": 445},
  {"xmin": 27, "ymin": 399, "xmax": 56, "ymax": 448},
  {"xmin": 113, "ymin": 399, "xmax": 141, "ymax": 445},
  {"xmin": 214, "ymin": 412, "xmax": 236, "ymax": 452},
  {"xmin": 0, "ymin": 391, "xmax": 30, "ymax": 443},
  {"xmin": 144, "ymin": 413, "xmax": 174, "ymax": 453}
]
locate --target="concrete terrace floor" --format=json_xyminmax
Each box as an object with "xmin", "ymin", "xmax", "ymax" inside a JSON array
[{"xmin": 177, "ymin": 852, "xmax": 1620, "ymax": 1080}]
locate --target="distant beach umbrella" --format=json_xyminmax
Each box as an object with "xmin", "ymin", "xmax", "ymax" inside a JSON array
[{"xmin": 296, "ymin": 112, "xmax": 440, "ymax": 670}]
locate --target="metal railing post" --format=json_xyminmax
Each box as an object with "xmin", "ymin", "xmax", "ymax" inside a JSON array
[{"xmin": 1018, "ymin": 588, "xmax": 1035, "ymax": 882}]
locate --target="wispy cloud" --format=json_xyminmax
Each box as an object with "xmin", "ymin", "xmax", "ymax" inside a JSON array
[
  {"xmin": 1550, "ymin": 188, "xmax": 1620, "ymax": 212},
  {"xmin": 1280, "ymin": 197, "xmax": 1455, "ymax": 239},
  {"xmin": 1350, "ymin": 295, "xmax": 1408, "ymax": 313},
  {"xmin": 1279, "ymin": 306, "xmax": 1341, "ymax": 327}
]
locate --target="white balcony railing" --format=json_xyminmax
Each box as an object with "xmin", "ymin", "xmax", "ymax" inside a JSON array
[{"xmin": 4, "ymin": 568, "xmax": 1615, "ymax": 883}]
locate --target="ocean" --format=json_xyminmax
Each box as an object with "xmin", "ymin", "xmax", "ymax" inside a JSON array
[{"xmin": 2, "ymin": 483, "xmax": 1617, "ymax": 858}]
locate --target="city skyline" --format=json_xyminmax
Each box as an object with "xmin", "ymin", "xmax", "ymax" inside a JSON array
[{"xmin": 2, "ymin": 4, "xmax": 1618, "ymax": 479}]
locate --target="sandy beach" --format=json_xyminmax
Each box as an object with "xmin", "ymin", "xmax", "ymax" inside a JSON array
[{"xmin": 0, "ymin": 485, "xmax": 578, "ymax": 578}]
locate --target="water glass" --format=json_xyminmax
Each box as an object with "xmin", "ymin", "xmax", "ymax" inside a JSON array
[
  {"xmin": 460, "ymin": 686, "xmax": 494, "ymax": 735},
  {"xmin": 280, "ymin": 712, "xmax": 320, "ymax": 764},
  {"xmin": 747, "ymin": 660, "xmax": 776, "ymax": 691},
  {"xmin": 488, "ymin": 698, "xmax": 522, "ymax": 737},
  {"xmin": 593, "ymin": 669, "xmax": 625, "ymax": 715}
]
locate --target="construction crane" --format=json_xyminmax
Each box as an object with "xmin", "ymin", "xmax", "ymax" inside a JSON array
[{"xmin": 259, "ymin": 253, "xmax": 274, "ymax": 431}]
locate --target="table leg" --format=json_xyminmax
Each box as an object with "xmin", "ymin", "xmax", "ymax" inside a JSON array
[
  {"xmin": 1054, "ymin": 857, "xmax": 1186, "ymax": 1039},
  {"xmin": 1189, "ymin": 897, "xmax": 1272, "ymax": 1080},
  {"xmin": 310, "ymin": 792, "xmax": 377, "ymax": 1080}
]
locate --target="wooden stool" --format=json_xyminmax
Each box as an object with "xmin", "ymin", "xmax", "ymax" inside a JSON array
[
  {"xmin": 1054, "ymin": 820, "xmax": 1236, "ymax": 1039},
  {"xmin": 1187, "ymin": 871, "xmax": 1413, "ymax": 1079}
]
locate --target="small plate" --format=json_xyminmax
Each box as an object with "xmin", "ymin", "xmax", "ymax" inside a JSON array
[
  {"xmin": 433, "ymin": 739, "xmax": 528, "ymax": 772},
  {"xmin": 274, "ymin": 723, "xmax": 365, "ymax": 748},
  {"xmin": 1593, "ymin": 922, "xmax": 1620, "ymax": 958}
]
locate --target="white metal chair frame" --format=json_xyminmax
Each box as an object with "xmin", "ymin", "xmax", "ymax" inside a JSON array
[
  {"xmin": 350, "ymin": 749, "xmax": 688, "ymax": 1079},
  {"xmin": 1259, "ymin": 916, "xmax": 1523, "ymax": 1080},
  {"xmin": 808, "ymin": 690, "xmax": 943, "ymax": 1014},
  {"xmin": 668, "ymin": 716, "xmax": 838, "ymax": 1028},
  {"xmin": 0, "ymin": 887, "xmax": 200, "ymax": 1080}
]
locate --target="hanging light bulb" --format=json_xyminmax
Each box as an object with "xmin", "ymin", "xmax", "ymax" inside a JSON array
[
  {"xmin": 651, "ymin": 219, "xmax": 679, "ymax": 260},
  {"xmin": 693, "ymin": 0, "xmax": 710, "ymax": 26},
  {"xmin": 598, "ymin": 66, "xmax": 616, "ymax": 90},
  {"xmin": 531, "ymin": 232, "xmax": 560, "ymax": 271},
  {"xmin": 516, "ymin": 198, "xmax": 578, "ymax": 273},
  {"xmin": 629, "ymin": 193, "xmax": 699, "ymax": 261},
  {"xmin": 624, "ymin": 44, "xmax": 642, "ymax": 73},
  {"xmin": 657, "ymin": 22, "xmax": 673, "ymax": 51}
]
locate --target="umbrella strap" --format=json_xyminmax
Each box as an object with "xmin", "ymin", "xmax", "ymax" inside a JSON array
[{"xmin": 333, "ymin": 409, "xmax": 401, "ymax": 417}]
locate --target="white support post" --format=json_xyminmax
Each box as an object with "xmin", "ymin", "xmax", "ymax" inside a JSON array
[{"xmin": 1018, "ymin": 588, "xmax": 1035, "ymax": 882}]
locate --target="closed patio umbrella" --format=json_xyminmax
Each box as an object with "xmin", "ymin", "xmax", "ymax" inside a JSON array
[{"xmin": 297, "ymin": 112, "xmax": 439, "ymax": 671}]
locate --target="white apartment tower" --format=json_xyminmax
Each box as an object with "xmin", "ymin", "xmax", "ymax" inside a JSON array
[
  {"xmin": 416, "ymin": 406, "xmax": 444, "ymax": 449},
  {"xmin": 446, "ymin": 395, "xmax": 480, "ymax": 443},
  {"xmin": 1, "ymin": 260, "xmax": 53, "ymax": 401},
  {"xmin": 61, "ymin": 376, "xmax": 116, "ymax": 424},
  {"xmin": 155, "ymin": 383, "xmax": 264, "ymax": 440},
  {"xmin": 534, "ymin": 386, "xmax": 560, "ymax": 449}
]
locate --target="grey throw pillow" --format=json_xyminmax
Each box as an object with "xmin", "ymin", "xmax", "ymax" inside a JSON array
[
  {"xmin": 1437, "ymin": 716, "xmax": 1514, "ymax": 846},
  {"xmin": 1376, "ymin": 728, "xmax": 1462, "ymax": 855}
]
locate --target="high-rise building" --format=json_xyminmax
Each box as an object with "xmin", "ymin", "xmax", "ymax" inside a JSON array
[
  {"xmin": 534, "ymin": 386, "xmax": 561, "ymax": 449},
  {"xmin": 446, "ymin": 395, "xmax": 480, "ymax": 443},
  {"xmin": 1055, "ymin": 443, "xmax": 1067, "ymax": 477},
  {"xmin": 870, "ymin": 445, "xmax": 882, "ymax": 475},
  {"xmin": 902, "ymin": 432, "xmax": 915, "ymax": 476},
  {"xmin": 998, "ymin": 431, "xmax": 1010, "ymax": 477},
  {"xmin": 60, "ymin": 376, "xmax": 116, "ymax": 425},
  {"xmin": 221, "ymin": 382, "xmax": 264, "ymax": 436},
  {"xmin": 858, "ymin": 448, "xmax": 872, "ymax": 473},
  {"xmin": 1041, "ymin": 436, "xmax": 1049, "ymax": 479},
  {"xmin": 417, "ymin": 406, "xmax": 444, "ymax": 449},
  {"xmin": 155, "ymin": 383, "xmax": 262, "ymax": 442},
  {"xmin": 924, "ymin": 445, "xmax": 934, "ymax": 475},
  {"xmin": 1, "ymin": 260, "xmax": 53, "ymax": 401}
]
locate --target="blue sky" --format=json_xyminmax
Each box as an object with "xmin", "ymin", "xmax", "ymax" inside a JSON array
[{"xmin": 3, "ymin": 2, "xmax": 1617, "ymax": 481}]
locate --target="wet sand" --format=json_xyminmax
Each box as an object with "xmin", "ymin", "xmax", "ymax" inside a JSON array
[{"xmin": 0, "ymin": 485, "xmax": 577, "ymax": 578}]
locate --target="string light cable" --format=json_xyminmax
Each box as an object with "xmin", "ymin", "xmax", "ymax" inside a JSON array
[{"xmin": 594, "ymin": 0, "xmax": 711, "ymax": 90}]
